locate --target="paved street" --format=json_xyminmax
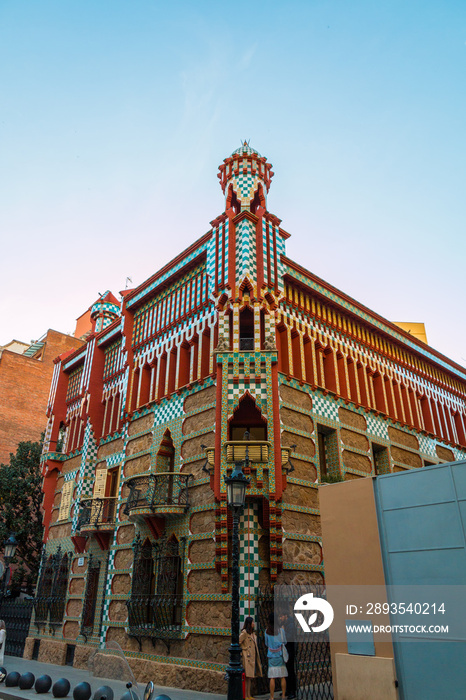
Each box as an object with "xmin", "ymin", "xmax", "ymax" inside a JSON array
[{"xmin": 0, "ymin": 656, "xmax": 226, "ymax": 700}]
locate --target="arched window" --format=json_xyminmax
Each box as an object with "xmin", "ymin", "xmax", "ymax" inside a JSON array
[
  {"xmin": 127, "ymin": 534, "xmax": 184, "ymax": 638},
  {"xmin": 80, "ymin": 555, "xmax": 101, "ymax": 639},
  {"xmin": 34, "ymin": 548, "xmax": 70, "ymax": 628},
  {"xmin": 229, "ymin": 394, "xmax": 267, "ymax": 441},
  {"xmin": 34, "ymin": 555, "xmax": 54, "ymax": 625},
  {"xmin": 239, "ymin": 307, "xmax": 254, "ymax": 351},
  {"xmin": 155, "ymin": 430, "xmax": 176, "ymax": 505},
  {"xmin": 49, "ymin": 553, "xmax": 70, "ymax": 625}
]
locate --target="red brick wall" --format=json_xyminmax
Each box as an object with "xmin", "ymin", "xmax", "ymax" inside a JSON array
[{"xmin": 0, "ymin": 329, "xmax": 85, "ymax": 464}]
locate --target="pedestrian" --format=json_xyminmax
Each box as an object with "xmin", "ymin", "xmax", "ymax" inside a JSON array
[
  {"xmin": 264, "ymin": 612, "xmax": 287, "ymax": 700},
  {"xmin": 239, "ymin": 616, "xmax": 262, "ymax": 700},
  {"xmin": 280, "ymin": 612, "xmax": 297, "ymax": 699},
  {"xmin": 0, "ymin": 620, "xmax": 6, "ymax": 667}
]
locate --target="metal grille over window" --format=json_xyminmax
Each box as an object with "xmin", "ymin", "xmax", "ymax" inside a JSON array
[
  {"xmin": 80, "ymin": 555, "xmax": 101, "ymax": 639},
  {"xmin": 126, "ymin": 532, "xmax": 184, "ymax": 650},
  {"xmin": 33, "ymin": 547, "xmax": 71, "ymax": 630}
]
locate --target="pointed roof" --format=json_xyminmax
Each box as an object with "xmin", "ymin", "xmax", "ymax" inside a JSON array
[{"xmin": 231, "ymin": 141, "xmax": 261, "ymax": 157}]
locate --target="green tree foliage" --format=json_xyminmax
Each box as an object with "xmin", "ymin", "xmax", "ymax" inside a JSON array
[{"xmin": 0, "ymin": 439, "xmax": 44, "ymax": 592}]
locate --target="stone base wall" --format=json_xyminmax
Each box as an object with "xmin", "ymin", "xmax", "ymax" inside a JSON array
[
  {"xmin": 127, "ymin": 657, "xmax": 225, "ymax": 694},
  {"xmin": 23, "ymin": 637, "xmax": 35, "ymax": 660},
  {"xmin": 24, "ymin": 639, "xmax": 226, "ymax": 694},
  {"xmin": 38, "ymin": 639, "xmax": 67, "ymax": 665}
]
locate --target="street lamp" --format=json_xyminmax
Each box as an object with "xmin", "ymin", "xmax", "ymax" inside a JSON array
[
  {"xmin": 1, "ymin": 533, "xmax": 17, "ymax": 598},
  {"xmin": 225, "ymin": 462, "xmax": 250, "ymax": 700}
]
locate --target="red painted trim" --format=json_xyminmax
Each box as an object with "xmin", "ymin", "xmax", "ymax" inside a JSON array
[
  {"xmin": 271, "ymin": 362, "xmax": 283, "ymax": 500},
  {"xmin": 214, "ymin": 363, "xmax": 223, "ymax": 499},
  {"xmin": 41, "ymin": 468, "xmax": 59, "ymax": 541},
  {"xmin": 227, "ymin": 210, "xmax": 236, "ymax": 295},
  {"xmin": 71, "ymin": 536, "xmax": 87, "ymax": 554},
  {"xmin": 125, "ymin": 232, "xmax": 211, "ymax": 306},
  {"xmin": 95, "ymin": 531, "xmax": 111, "ymax": 550},
  {"xmin": 255, "ymin": 210, "xmax": 265, "ymax": 292},
  {"xmin": 283, "ymin": 256, "xmax": 466, "ymax": 379},
  {"xmin": 147, "ymin": 515, "xmax": 165, "ymax": 539},
  {"xmin": 232, "ymin": 210, "xmax": 258, "ymax": 226}
]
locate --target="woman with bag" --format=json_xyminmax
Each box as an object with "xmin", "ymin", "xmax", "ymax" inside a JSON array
[
  {"xmin": 0, "ymin": 620, "xmax": 6, "ymax": 667},
  {"xmin": 264, "ymin": 613, "xmax": 287, "ymax": 700},
  {"xmin": 239, "ymin": 616, "xmax": 262, "ymax": 700}
]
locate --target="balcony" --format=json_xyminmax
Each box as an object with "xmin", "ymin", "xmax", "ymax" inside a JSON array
[
  {"xmin": 126, "ymin": 593, "xmax": 183, "ymax": 641},
  {"xmin": 239, "ymin": 337, "xmax": 254, "ymax": 351},
  {"xmin": 124, "ymin": 473, "xmax": 193, "ymax": 519},
  {"xmin": 224, "ymin": 441, "xmax": 271, "ymax": 463},
  {"xmin": 77, "ymin": 497, "xmax": 117, "ymax": 534}
]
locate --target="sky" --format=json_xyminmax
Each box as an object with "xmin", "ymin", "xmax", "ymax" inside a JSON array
[{"xmin": 1, "ymin": 0, "xmax": 465, "ymax": 366}]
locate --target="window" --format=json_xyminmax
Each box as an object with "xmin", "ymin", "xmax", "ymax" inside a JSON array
[
  {"xmin": 34, "ymin": 547, "xmax": 70, "ymax": 629},
  {"xmin": 81, "ymin": 555, "xmax": 101, "ymax": 639},
  {"xmin": 228, "ymin": 394, "xmax": 267, "ymax": 441},
  {"xmin": 372, "ymin": 444, "xmax": 390, "ymax": 475},
  {"xmin": 317, "ymin": 425, "xmax": 339, "ymax": 479},
  {"xmin": 127, "ymin": 534, "xmax": 184, "ymax": 643},
  {"xmin": 58, "ymin": 480, "xmax": 74, "ymax": 521},
  {"xmin": 239, "ymin": 307, "xmax": 254, "ymax": 351}
]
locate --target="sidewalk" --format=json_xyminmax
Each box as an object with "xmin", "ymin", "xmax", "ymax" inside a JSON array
[{"xmin": 0, "ymin": 656, "xmax": 226, "ymax": 700}]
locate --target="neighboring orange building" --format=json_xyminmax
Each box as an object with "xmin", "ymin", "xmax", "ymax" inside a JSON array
[{"xmin": 0, "ymin": 329, "xmax": 85, "ymax": 464}]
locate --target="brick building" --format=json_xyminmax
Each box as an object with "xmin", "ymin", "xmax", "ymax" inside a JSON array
[
  {"xmin": 27, "ymin": 144, "xmax": 466, "ymax": 690},
  {"xmin": 0, "ymin": 330, "xmax": 85, "ymax": 464}
]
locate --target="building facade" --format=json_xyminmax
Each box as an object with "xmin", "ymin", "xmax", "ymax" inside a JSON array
[
  {"xmin": 0, "ymin": 330, "xmax": 85, "ymax": 464},
  {"xmin": 26, "ymin": 145, "xmax": 466, "ymax": 690}
]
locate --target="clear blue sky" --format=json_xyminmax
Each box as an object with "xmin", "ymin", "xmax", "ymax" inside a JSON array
[{"xmin": 1, "ymin": 1, "xmax": 465, "ymax": 366}]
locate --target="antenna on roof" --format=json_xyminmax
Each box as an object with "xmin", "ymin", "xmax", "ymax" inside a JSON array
[{"xmin": 125, "ymin": 277, "xmax": 132, "ymax": 289}]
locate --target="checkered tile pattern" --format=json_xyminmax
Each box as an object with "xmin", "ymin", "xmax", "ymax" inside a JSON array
[
  {"xmin": 275, "ymin": 227, "xmax": 285, "ymax": 293},
  {"xmin": 235, "ymin": 218, "xmax": 257, "ymax": 287},
  {"xmin": 235, "ymin": 170, "xmax": 256, "ymax": 203},
  {"xmin": 366, "ymin": 415, "xmax": 389, "ymax": 439},
  {"xmin": 127, "ymin": 239, "xmax": 210, "ymax": 309},
  {"xmin": 207, "ymin": 229, "xmax": 216, "ymax": 296},
  {"xmin": 418, "ymin": 434, "xmax": 437, "ymax": 456},
  {"xmin": 227, "ymin": 374, "xmax": 269, "ymax": 417},
  {"xmin": 72, "ymin": 420, "xmax": 98, "ymax": 532},
  {"xmin": 239, "ymin": 503, "xmax": 260, "ymax": 623},
  {"xmin": 312, "ymin": 394, "xmax": 339, "ymax": 420}
]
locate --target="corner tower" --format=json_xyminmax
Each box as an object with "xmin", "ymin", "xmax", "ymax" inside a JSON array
[
  {"xmin": 209, "ymin": 143, "xmax": 289, "ymax": 353},
  {"xmin": 210, "ymin": 145, "xmax": 293, "ymax": 602}
]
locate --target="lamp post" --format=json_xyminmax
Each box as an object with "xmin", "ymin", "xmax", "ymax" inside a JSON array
[
  {"xmin": 225, "ymin": 461, "xmax": 250, "ymax": 700},
  {"xmin": 1, "ymin": 533, "xmax": 17, "ymax": 600}
]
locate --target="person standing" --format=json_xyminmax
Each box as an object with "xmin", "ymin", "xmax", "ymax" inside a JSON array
[
  {"xmin": 0, "ymin": 620, "xmax": 6, "ymax": 667},
  {"xmin": 239, "ymin": 616, "xmax": 262, "ymax": 700},
  {"xmin": 264, "ymin": 613, "xmax": 287, "ymax": 700},
  {"xmin": 280, "ymin": 612, "xmax": 297, "ymax": 699}
]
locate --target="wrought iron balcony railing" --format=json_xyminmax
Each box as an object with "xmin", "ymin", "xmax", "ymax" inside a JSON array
[
  {"xmin": 77, "ymin": 497, "xmax": 117, "ymax": 531},
  {"xmin": 126, "ymin": 593, "xmax": 184, "ymax": 640},
  {"xmin": 239, "ymin": 337, "xmax": 254, "ymax": 350},
  {"xmin": 123, "ymin": 473, "xmax": 192, "ymax": 516}
]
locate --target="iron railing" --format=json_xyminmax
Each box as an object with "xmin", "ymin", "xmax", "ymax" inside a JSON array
[
  {"xmin": 77, "ymin": 497, "xmax": 117, "ymax": 530},
  {"xmin": 240, "ymin": 337, "xmax": 254, "ymax": 350},
  {"xmin": 255, "ymin": 586, "xmax": 333, "ymax": 700},
  {"xmin": 33, "ymin": 547, "xmax": 71, "ymax": 630},
  {"xmin": 124, "ymin": 473, "xmax": 192, "ymax": 515},
  {"xmin": 0, "ymin": 599, "xmax": 34, "ymax": 656},
  {"xmin": 80, "ymin": 555, "xmax": 101, "ymax": 639},
  {"xmin": 126, "ymin": 593, "xmax": 184, "ymax": 640}
]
